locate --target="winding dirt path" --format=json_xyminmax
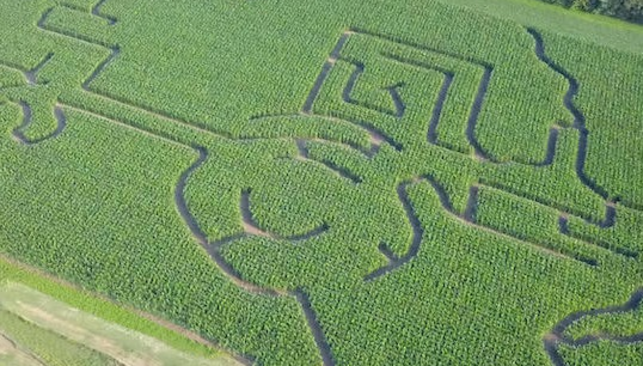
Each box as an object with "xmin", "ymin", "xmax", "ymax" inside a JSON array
[
  {"xmin": 386, "ymin": 82, "xmax": 406, "ymax": 118},
  {"xmin": 341, "ymin": 60, "xmax": 402, "ymax": 118},
  {"xmin": 526, "ymin": 28, "xmax": 609, "ymax": 201},
  {"xmin": 293, "ymin": 138, "xmax": 364, "ymax": 183},
  {"xmin": 427, "ymin": 178, "xmax": 599, "ymax": 266},
  {"xmin": 303, "ymin": 32, "xmax": 351, "ymax": 114},
  {"xmin": 544, "ymin": 289, "xmax": 643, "ymax": 366},
  {"xmin": 426, "ymin": 71, "xmax": 454, "ymax": 144},
  {"xmin": 0, "ymin": 52, "xmax": 66, "ymax": 145},
  {"xmin": 32, "ymin": 5, "xmax": 343, "ymax": 362},
  {"xmin": 349, "ymin": 28, "xmax": 504, "ymax": 162},
  {"xmin": 240, "ymin": 189, "xmax": 329, "ymax": 240},
  {"xmin": 11, "ymin": 101, "xmax": 66, "ymax": 145},
  {"xmin": 82, "ymin": 46, "xmax": 120, "ymax": 89},
  {"xmin": 172, "ymin": 150, "xmax": 333, "ymax": 362},
  {"xmin": 92, "ymin": 0, "xmax": 117, "ymax": 25},
  {"xmin": 380, "ymin": 31, "xmax": 564, "ymax": 168},
  {"xmin": 300, "ymin": 30, "xmax": 404, "ymax": 153},
  {"xmin": 365, "ymin": 179, "xmax": 424, "ymax": 281},
  {"xmin": 365, "ymin": 174, "xmax": 608, "ymax": 282},
  {"xmin": 24, "ymin": 53, "xmax": 52, "ymax": 86}
]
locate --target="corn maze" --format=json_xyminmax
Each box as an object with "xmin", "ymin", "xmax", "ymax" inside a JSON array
[{"xmin": 1, "ymin": 0, "xmax": 643, "ymax": 365}]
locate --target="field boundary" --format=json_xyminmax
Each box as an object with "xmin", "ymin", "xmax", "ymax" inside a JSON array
[{"xmin": 0, "ymin": 253, "xmax": 251, "ymax": 365}]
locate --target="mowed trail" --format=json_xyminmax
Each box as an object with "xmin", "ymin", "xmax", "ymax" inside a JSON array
[
  {"xmin": 0, "ymin": 332, "xmax": 45, "ymax": 366},
  {"xmin": 0, "ymin": 283, "xmax": 242, "ymax": 366}
]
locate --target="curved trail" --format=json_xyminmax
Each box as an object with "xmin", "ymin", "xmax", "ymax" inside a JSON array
[
  {"xmin": 386, "ymin": 82, "xmax": 406, "ymax": 118},
  {"xmin": 53, "ymin": 1, "xmax": 117, "ymax": 26},
  {"xmin": 464, "ymin": 66, "xmax": 493, "ymax": 160},
  {"xmin": 92, "ymin": 0, "xmax": 117, "ymax": 25},
  {"xmin": 385, "ymin": 49, "xmax": 566, "ymax": 167},
  {"xmin": 479, "ymin": 182, "xmax": 633, "ymax": 262},
  {"xmin": 12, "ymin": 101, "xmax": 67, "ymax": 145},
  {"xmin": 557, "ymin": 202, "xmax": 635, "ymax": 258},
  {"xmin": 349, "ymin": 28, "xmax": 515, "ymax": 164},
  {"xmin": 366, "ymin": 174, "xmax": 609, "ymax": 282},
  {"xmin": 172, "ymin": 147, "xmax": 333, "ymax": 362},
  {"xmin": 174, "ymin": 146, "xmax": 209, "ymax": 244},
  {"xmin": 294, "ymin": 139, "xmax": 364, "ymax": 183},
  {"xmin": 298, "ymin": 30, "xmax": 401, "ymax": 156},
  {"xmin": 544, "ymin": 289, "xmax": 643, "ymax": 366},
  {"xmin": 426, "ymin": 178, "xmax": 599, "ymax": 266},
  {"xmin": 365, "ymin": 179, "xmax": 424, "ymax": 281},
  {"xmin": 83, "ymin": 46, "xmax": 120, "ymax": 90},
  {"xmin": 25, "ymin": 53, "xmax": 53, "ymax": 86},
  {"xmin": 249, "ymin": 112, "xmax": 395, "ymax": 183},
  {"xmin": 527, "ymin": 28, "xmax": 610, "ymax": 201},
  {"xmin": 342, "ymin": 60, "xmax": 402, "ymax": 118},
  {"xmin": 426, "ymin": 71, "xmax": 454, "ymax": 144},
  {"xmin": 173, "ymin": 149, "xmax": 283, "ymax": 297},
  {"xmin": 0, "ymin": 54, "xmax": 65, "ymax": 144},
  {"xmin": 249, "ymin": 113, "xmax": 389, "ymax": 157},
  {"xmin": 303, "ymin": 32, "xmax": 350, "ymax": 114},
  {"xmin": 239, "ymin": 189, "xmax": 329, "ymax": 241},
  {"xmin": 523, "ymin": 28, "xmax": 641, "ymax": 258}
]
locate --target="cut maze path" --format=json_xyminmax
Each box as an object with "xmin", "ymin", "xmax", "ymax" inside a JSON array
[
  {"xmin": 239, "ymin": 189, "xmax": 329, "ymax": 240},
  {"xmin": 366, "ymin": 174, "xmax": 630, "ymax": 282},
  {"xmin": 473, "ymin": 183, "xmax": 633, "ymax": 265},
  {"xmin": 24, "ymin": 53, "xmax": 52, "ymax": 86},
  {"xmin": 328, "ymin": 28, "xmax": 638, "ymax": 264},
  {"xmin": 293, "ymin": 290, "xmax": 336, "ymax": 366},
  {"xmin": 544, "ymin": 289, "xmax": 643, "ymax": 366},
  {"xmin": 173, "ymin": 146, "xmax": 333, "ymax": 363},
  {"xmin": 303, "ymin": 32, "xmax": 351, "ymax": 114},
  {"xmin": 526, "ymin": 28, "xmax": 610, "ymax": 202},
  {"xmin": 293, "ymin": 138, "xmax": 365, "ymax": 183},
  {"xmin": 385, "ymin": 82, "xmax": 405, "ymax": 118},
  {"xmin": 39, "ymin": 8, "xmax": 392, "ymax": 186},
  {"xmin": 374, "ymin": 29, "xmax": 561, "ymax": 168},
  {"xmin": 346, "ymin": 28, "xmax": 496, "ymax": 162},
  {"xmin": 11, "ymin": 101, "xmax": 66, "ymax": 145},
  {"xmin": 31, "ymin": 6, "xmax": 627, "ymax": 225},
  {"xmin": 418, "ymin": 178, "xmax": 600, "ymax": 266},
  {"xmin": 54, "ymin": 100, "xmax": 331, "ymax": 364},
  {"xmin": 341, "ymin": 61, "xmax": 404, "ymax": 119},
  {"xmin": 0, "ymin": 53, "xmax": 65, "ymax": 145},
  {"xmin": 53, "ymin": 1, "xmax": 117, "ymax": 26},
  {"xmin": 91, "ymin": 0, "xmax": 117, "ymax": 25},
  {"xmin": 365, "ymin": 179, "xmax": 424, "ymax": 281}
]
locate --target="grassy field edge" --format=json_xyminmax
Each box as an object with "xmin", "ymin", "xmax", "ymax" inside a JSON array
[
  {"xmin": 0, "ymin": 253, "xmax": 225, "ymax": 361},
  {"xmin": 436, "ymin": 0, "xmax": 643, "ymax": 54}
]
